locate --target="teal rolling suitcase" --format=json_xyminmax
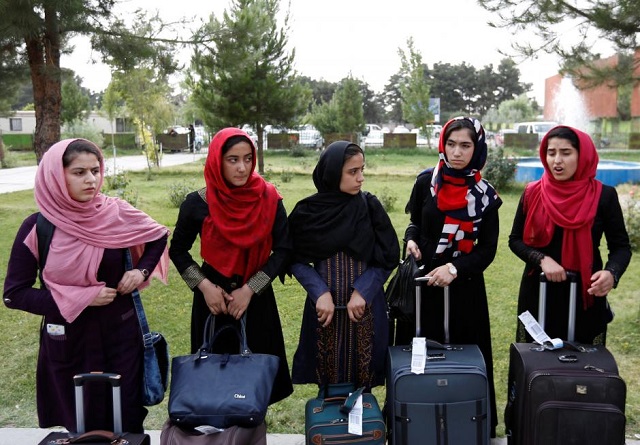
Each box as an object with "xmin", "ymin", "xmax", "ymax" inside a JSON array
[{"xmin": 305, "ymin": 386, "xmax": 385, "ymax": 445}]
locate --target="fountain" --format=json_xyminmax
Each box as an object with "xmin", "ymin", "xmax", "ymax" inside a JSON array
[{"xmin": 514, "ymin": 76, "xmax": 640, "ymax": 187}]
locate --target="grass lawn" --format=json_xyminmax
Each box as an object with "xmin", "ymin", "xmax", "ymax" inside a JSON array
[{"xmin": 0, "ymin": 147, "xmax": 638, "ymax": 438}]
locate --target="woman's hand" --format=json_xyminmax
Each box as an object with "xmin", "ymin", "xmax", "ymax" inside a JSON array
[
  {"xmin": 90, "ymin": 287, "xmax": 118, "ymax": 306},
  {"xmin": 407, "ymin": 240, "xmax": 422, "ymax": 260},
  {"xmin": 116, "ymin": 269, "xmax": 146, "ymax": 295},
  {"xmin": 198, "ymin": 279, "xmax": 232, "ymax": 315},
  {"xmin": 227, "ymin": 285, "xmax": 253, "ymax": 320},
  {"xmin": 540, "ymin": 256, "xmax": 566, "ymax": 282},
  {"xmin": 315, "ymin": 292, "xmax": 335, "ymax": 328},
  {"xmin": 426, "ymin": 265, "xmax": 455, "ymax": 287},
  {"xmin": 347, "ymin": 290, "xmax": 366, "ymax": 323},
  {"xmin": 587, "ymin": 270, "xmax": 615, "ymax": 297}
]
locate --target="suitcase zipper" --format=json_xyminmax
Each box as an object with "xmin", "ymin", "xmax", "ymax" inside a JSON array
[
  {"xmin": 527, "ymin": 369, "xmax": 625, "ymax": 392},
  {"xmin": 314, "ymin": 429, "xmax": 384, "ymax": 443}
]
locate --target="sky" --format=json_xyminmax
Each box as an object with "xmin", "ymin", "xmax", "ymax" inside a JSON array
[{"xmin": 60, "ymin": 0, "xmax": 582, "ymax": 106}]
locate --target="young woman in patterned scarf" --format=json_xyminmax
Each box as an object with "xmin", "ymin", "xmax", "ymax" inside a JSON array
[
  {"xmin": 402, "ymin": 117, "xmax": 502, "ymax": 437},
  {"xmin": 169, "ymin": 127, "xmax": 293, "ymax": 405},
  {"xmin": 289, "ymin": 141, "xmax": 400, "ymax": 391},
  {"xmin": 509, "ymin": 125, "xmax": 631, "ymax": 345}
]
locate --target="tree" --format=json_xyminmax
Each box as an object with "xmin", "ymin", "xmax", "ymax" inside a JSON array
[
  {"xmin": 61, "ymin": 76, "xmax": 90, "ymax": 127},
  {"xmin": 398, "ymin": 38, "xmax": 433, "ymax": 139},
  {"xmin": 382, "ymin": 73, "xmax": 404, "ymax": 124},
  {"xmin": 334, "ymin": 76, "xmax": 365, "ymax": 134},
  {"xmin": 478, "ymin": 0, "xmax": 640, "ymax": 88},
  {"xmin": 189, "ymin": 0, "xmax": 311, "ymax": 174},
  {"xmin": 0, "ymin": 2, "xmax": 186, "ymax": 161}
]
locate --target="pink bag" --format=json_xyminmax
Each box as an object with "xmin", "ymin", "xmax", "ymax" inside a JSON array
[{"xmin": 160, "ymin": 419, "xmax": 267, "ymax": 445}]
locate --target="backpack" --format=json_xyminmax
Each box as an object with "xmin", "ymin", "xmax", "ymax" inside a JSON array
[{"xmin": 35, "ymin": 213, "xmax": 55, "ymax": 287}]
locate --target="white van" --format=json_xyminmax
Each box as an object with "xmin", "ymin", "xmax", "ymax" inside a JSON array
[{"xmin": 513, "ymin": 121, "xmax": 558, "ymax": 142}]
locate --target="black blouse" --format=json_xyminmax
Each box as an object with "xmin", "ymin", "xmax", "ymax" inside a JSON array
[
  {"xmin": 169, "ymin": 189, "xmax": 292, "ymax": 289},
  {"xmin": 508, "ymin": 184, "xmax": 631, "ymax": 281}
]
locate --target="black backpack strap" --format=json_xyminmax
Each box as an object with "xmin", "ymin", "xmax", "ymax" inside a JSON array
[{"xmin": 36, "ymin": 213, "xmax": 55, "ymax": 288}]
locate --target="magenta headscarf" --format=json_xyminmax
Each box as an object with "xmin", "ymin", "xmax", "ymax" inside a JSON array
[{"xmin": 23, "ymin": 139, "xmax": 170, "ymax": 322}]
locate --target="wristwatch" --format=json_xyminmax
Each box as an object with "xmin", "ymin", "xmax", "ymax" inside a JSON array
[
  {"xmin": 138, "ymin": 268, "xmax": 150, "ymax": 281},
  {"xmin": 446, "ymin": 263, "xmax": 457, "ymax": 277}
]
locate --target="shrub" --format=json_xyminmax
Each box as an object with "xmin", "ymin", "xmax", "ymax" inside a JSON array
[
  {"xmin": 378, "ymin": 187, "xmax": 398, "ymax": 212},
  {"xmin": 167, "ymin": 180, "xmax": 197, "ymax": 207},
  {"xmin": 290, "ymin": 146, "xmax": 308, "ymax": 157},
  {"xmin": 621, "ymin": 185, "xmax": 640, "ymax": 252},
  {"xmin": 104, "ymin": 168, "xmax": 131, "ymax": 191},
  {"xmin": 280, "ymin": 170, "xmax": 294, "ymax": 183},
  {"xmin": 483, "ymin": 147, "xmax": 517, "ymax": 191}
]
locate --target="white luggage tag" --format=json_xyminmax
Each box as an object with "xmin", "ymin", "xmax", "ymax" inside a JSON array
[
  {"xmin": 519, "ymin": 310, "xmax": 563, "ymax": 350},
  {"xmin": 411, "ymin": 337, "xmax": 427, "ymax": 374},
  {"xmin": 347, "ymin": 392, "xmax": 363, "ymax": 435}
]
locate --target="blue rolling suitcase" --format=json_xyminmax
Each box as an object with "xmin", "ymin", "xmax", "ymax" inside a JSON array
[
  {"xmin": 504, "ymin": 273, "xmax": 626, "ymax": 445},
  {"xmin": 386, "ymin": 277, "xmax": 490, "ymax": 445}
]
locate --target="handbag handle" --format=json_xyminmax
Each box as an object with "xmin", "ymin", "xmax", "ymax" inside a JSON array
[
  {"xmin": 124, "ymin": 249, "xmax": 155, "ymax": 350},
  {"xmin": 200, "ymin": 314, "xmax": 251, "ymax": 356}
]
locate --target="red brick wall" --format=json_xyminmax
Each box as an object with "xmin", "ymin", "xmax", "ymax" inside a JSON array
[{"xmin": 631, "ymin": 48, "xmax": 640, "ymax": 117}]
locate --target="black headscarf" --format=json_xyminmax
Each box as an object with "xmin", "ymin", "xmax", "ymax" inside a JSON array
[{"xmin": 289, "ymin": 141, "xmax": 398, "ymax": 269}]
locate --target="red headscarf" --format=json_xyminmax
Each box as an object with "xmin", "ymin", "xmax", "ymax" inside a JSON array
[
  {"xmin": 523, "ymin": 125, "xmax": 602, "ymax": 309},
  {"xmin": 23, "ymin": 139, "xmax": 170, "ymax": 322},
  {"xmin": 201, "ymin": 128, "xmax": 281, "ymax": 280}
]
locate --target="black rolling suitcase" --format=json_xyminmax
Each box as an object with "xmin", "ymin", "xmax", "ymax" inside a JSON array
[
  {"xmin": 39, "ymin": 373, "xmax": 151, "ymax": 445},
  {"xmin": 504, "ymin": 273, "xmax": 626, "ymax": 445},
  {"xmin": 386, "ymin": 277, "xmax": 491, "ymax": 445}
]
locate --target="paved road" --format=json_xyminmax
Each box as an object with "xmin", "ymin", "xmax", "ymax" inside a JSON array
[{"xmin": 0, "ymin": 152, "xmax": 207, "ymax": 195}]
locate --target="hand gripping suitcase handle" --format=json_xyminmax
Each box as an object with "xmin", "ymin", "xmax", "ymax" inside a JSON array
[
  {"xmin": 538, "ymin": 271, "xmax": 578, "ymax": 342},
  {"xmin": 415, "ymin": 276, "xmax": 450, "ymax": 344},
  {"xmin": 73, "ymin": 372, "xmax": 122, "ymax": 435}
]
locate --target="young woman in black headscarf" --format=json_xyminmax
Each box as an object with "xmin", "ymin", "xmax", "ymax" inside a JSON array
[{"xmin": 288, "ymin": 141, "xmax": 400, "ymax": 390}]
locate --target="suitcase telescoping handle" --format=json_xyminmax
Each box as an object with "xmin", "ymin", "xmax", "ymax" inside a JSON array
[
  {"xmin": 539, "ymin": 271, "xmax": 578, "ymax": 342},
  {"xmin": 73, "ymin": 372, "xmax": 122, "ymax": 435},
  {"xmin": 415, "ymin": 276, "xmax": 450, "ymax": 344}
]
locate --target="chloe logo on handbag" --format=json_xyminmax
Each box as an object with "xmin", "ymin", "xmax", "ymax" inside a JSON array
[{"xmin": 234, "ymin": 393, "xmax": 246, "ymax": 399}]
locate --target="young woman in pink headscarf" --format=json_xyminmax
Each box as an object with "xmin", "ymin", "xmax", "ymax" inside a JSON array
[
  {"xmin": 3, "ymin": 139, "xmax": 169, "ymax": 433},
  {"xmin": 509, "ymin": 125, "xmax": 631, "ymax": 345}
]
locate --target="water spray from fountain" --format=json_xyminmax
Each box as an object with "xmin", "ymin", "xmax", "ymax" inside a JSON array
[{"xmin": 552, "ymin": 76, "xmax": 592, "ymax": 132}]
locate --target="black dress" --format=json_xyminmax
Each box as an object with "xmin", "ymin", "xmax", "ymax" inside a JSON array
[
  {"xmin": 509, "ymin": 184, "xmax": 631, "ymax": 345},
  {"xmin": 3, "ymin": 213, "xmax": 167, "ymax": 433},
  {"xmin": 169, "ymin": 189, "xmax": 294, "ymax": 405},
  {"xmin": 401, "ymin": 171, "xmax": 501, "ymax": 436}
]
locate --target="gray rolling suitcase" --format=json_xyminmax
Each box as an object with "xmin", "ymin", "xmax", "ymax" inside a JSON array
[
  {"xmin": 386, "ymin": 277, "xmax": 490, "ymax": 445},
  {"xmin": 504, "ymin": 273, "xmax": 626, "ymax": 445},
  {"xmin": 39, "ymin": 372, "xmax": 151, "ymax": 445}
]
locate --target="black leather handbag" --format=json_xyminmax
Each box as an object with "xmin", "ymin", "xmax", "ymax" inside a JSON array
[
  {"xmin": 168, "ymin": 315, "xmax": 279, "ymax": 428},
  {"xmin": 385, "ymin": 254, "xmax": 423, "ymax": 322}
]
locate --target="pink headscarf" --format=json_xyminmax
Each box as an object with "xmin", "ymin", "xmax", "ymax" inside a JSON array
[{"xmin": 23, "ymin": 139, "xmax": 170, "ymax": 322}]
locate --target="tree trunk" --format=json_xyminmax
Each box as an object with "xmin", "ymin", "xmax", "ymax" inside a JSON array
[{"xmin": 26, "ymin": 4, "xmax": 62, "ymax": 163}]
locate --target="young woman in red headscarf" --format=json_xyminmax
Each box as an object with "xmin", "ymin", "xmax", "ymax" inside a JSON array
[
  {"xmin": 402, "ymin": 117, "xmax": 502, "ymax": 437},
  {"xmin": 4, "ymin": 139, "xmax": 169, "ymax": 433},
  {"xmin": 509, "ymin": 126, "xmax": 631, "ymax": 345},
  {"xmin": 169, "ymin": 127, "xmax": 293, "ymax": 405}
]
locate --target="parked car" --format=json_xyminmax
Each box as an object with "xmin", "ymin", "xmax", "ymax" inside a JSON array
[
  {"xmin": 513, "ymin": 121, "xmax": 558, "ymax": 142},
  {"xmin": 424, "ymin": 124, "xmax": 442, "ymax": 138},
  {"xmin": 392, "ymin": 125, "xmax": 410, "ymax": 134},
  {"xmin": 364, "ymin": 123, "xmax": 383, "ymax": 135},
  {"xmin": 410, "ymin": 128, "xmax": 429, "ymax": 146},
  {"xmin": 363, "ymin": 130, "xmax": 384, "ymax": 148},
  {"xmin": 298, "ymin": 124, "xmax": 323, "ymax": 149}
]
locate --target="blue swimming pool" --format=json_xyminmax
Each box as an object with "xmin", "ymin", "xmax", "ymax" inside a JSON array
[{"xmin": 514, "ymin": 157, "xmax": 640, "ymax": 186}]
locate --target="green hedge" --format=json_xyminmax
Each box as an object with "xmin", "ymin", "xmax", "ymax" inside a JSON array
[{"xmin": 3, "ymin": 134, "xmax": 33, "ymax": 151}]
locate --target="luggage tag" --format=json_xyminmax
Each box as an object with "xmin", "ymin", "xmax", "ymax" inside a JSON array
[
  {"xmin": 195, "ymin": 425, "xmax": 226, "ymax": 434},
  {"xmin": 518, "ymin": 311, "xmax": 563, "ymax": 350},
  {"xmin": 411, "ymin": 337, "xmax": 427, "ymax": 374},
  {"xmin": 347, "ymin": 392, "xmax": 363, "ymax": 436}
]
